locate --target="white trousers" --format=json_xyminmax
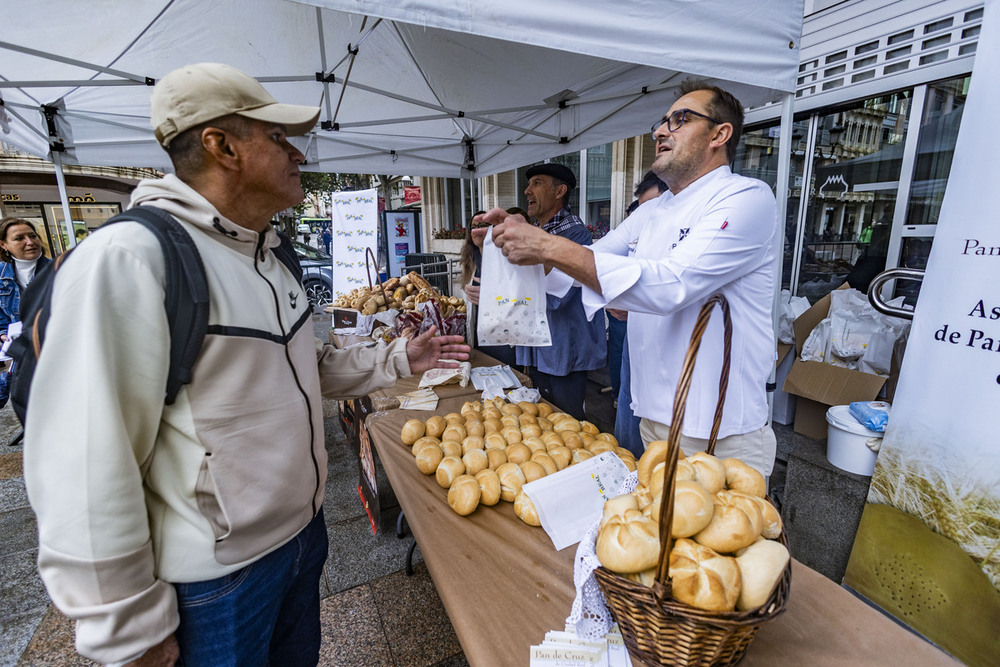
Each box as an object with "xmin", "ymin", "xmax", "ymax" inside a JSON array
[{"xmin": 638, "ymin": 419, "xmax": 777, "ymax": 477}]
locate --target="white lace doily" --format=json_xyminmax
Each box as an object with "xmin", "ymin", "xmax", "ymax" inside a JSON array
[{"xmin": 566, "ymin": 470, "xmax": 638, "ymax": 640}]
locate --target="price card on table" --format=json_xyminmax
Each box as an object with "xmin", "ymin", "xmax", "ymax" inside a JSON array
[{"xmin": 523, "ymin": 452, "xmax": 630, "ymax": 551}]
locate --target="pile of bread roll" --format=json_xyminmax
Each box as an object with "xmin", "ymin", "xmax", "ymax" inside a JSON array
[
  {"xmin": 400, "ymin": 398, "xmax": 638, "ymax": 524},
  {"xmin": 330, "ymin": 272, "xmax": 467, "ymax": 316},
  {"xmin": 595, "ymin": 442, "xmax": 789, "ymax": 613}
]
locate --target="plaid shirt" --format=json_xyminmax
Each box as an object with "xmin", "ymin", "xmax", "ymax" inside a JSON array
[{"xmin": 542, "ymin": 206, "xmax": 585, "ymax": 236}]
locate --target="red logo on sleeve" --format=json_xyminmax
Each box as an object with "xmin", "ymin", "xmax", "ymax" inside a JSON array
[{"xmin": 721, "ymin": 220, "xmax": 729, "ymax": 230}]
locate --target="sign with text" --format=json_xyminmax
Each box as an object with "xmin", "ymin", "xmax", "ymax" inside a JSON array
[{"xmin": 331, "ymin": 188, "xmax": 378, "ymax": 296}]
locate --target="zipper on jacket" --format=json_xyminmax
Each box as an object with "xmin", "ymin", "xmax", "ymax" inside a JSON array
[{"xmin": 253, "ymin": 230, "xmax": 322, "ymax": 516}]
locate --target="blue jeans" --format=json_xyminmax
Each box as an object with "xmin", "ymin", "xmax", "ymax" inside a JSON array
[
  {"xmin": 615, "ymin": 339, "xmax": 643, "ymax": 458},
  {"xmin": 174, "ymin": 509, "xmax": 328, "ymax": 666},
  {"xmin": 606, "ymin": 317, "xmax": 627, "ymax": 396}
]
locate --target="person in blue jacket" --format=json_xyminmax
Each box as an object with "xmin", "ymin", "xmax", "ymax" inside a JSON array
[
  {"xmin": 0, "ymin": 217, "xmax": 51, "ymax": 408},
  {"xmin": 515, "ymin": 164, "xmax": 606, "ymax": 420}
]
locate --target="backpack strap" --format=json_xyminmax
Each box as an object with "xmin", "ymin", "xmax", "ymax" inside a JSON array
[
  {"xmin": 102, "ymin": 207, "xmax": 210, "ymax": 405},
  {"xmin": 272, "ymin": 231, "xmax": 303, "ymax": 285}
]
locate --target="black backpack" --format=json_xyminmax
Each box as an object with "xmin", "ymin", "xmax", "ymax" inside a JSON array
[{"xmin": 7, "ymin": 206, "xmax": 302, "ymax": 426}]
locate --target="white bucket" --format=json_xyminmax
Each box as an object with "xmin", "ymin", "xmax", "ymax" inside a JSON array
[{"xmin": 825, "ymin": 405, "xmax": 882, "ymax": 476}]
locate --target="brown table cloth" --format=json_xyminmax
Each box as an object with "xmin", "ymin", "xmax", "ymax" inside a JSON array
[{"xmin": 365, "ymin": 403, "xmax": 958, "ymax": 667}]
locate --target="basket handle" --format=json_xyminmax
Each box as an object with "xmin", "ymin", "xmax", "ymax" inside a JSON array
[
  {"xmin": 651, "ymin": 293, "xmax": 732, "ymax": 605},
  {"xmin": 365, "ymin": 247, "xmax": 389, "ymax": 306}
]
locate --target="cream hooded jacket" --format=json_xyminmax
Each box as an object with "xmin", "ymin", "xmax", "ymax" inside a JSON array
[{"xmin": 24, "ymin": 175, "xmax": 412, "ymax": 663}]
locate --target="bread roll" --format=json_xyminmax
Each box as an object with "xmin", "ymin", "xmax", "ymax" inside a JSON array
[
  {"xmin": 462, "ymin": 449, "xmax": 489, "ymax": 476},
  {"xmin": 448, "ymin": 474, "xmax": 481, "ymax": 516},
  {"xmin": 736, "ymin": 492, "xmax": 782, "ymax": 539},
  {"xmin": 722, "ymin": 458, "xmax": 767, "ymax": 497},
  {"xmin": 484, "ymin": 433, "xmax": 507, "ymax": 450},
  {"xmin": 500, "ymin": 415, "xmax": 520, "ymax": 430},
  {"xmin": 536, "ymin": 417, "xmax": 554, "ymax": 432},
  {"xmin": 571, "ymin": 449, "xmax": 594, "ymax": 464},
  {"xmin": 501, "ymin": 427, "xmax": 523, "ymax": 446},
  {"xmin": 553, "ymin": 419, "xmax": 582, "ymax": 433},
  {"xmin": 601, "ymin": 493, "xmax": 639, "ymax": 529},
  {"xmin": 587, "ymin": 440, "xmax": 615, "ymax": 455},
  {"xmin": 425, "ymin": 415, "xmax": 446, "ymax": 439},
  {"xmin": 735, "ymin": 538, "xmax": 789, "ymax": 610},
  {"xmin": 518, "ymin": 414, "xmax": 538, "ymax": 427},
  {"xmin": 547, "ymin": 412, "xmax": 572, "ymax": 423},
  {"xmin": 580, "ymin": 420, "xmax": 599, "ymax": 435},
  {"xmin": 415, "ymin": 444, "xmax": 444, "ymax": 475},
  {"xmin": 535, "ymin": 403, "xmax": 554, "ymax": 419},
  {"xmin": 514, "ymin": 490, "xmax": 541, "ymax": 526},
  {"xmin": 505, "ymin": 443, "xmax": 531, "ymax": 464},
  {"xmin": 496, "ymin": 462, "xmax": 526, "ymax": 502},
  {"xmin": 411, "ymin": 436, "xmax": 440, "ymax": 457},
  {"xmin": 596, "ymin": 508, "xmax": 660, "ymax": 573},
  {"xmin": 464, "ymin": 420, "xmax": 486, "ymax": 438},
  {"xmin": 687, "ymin": 452, "xmax": 727, "ymax": 494},
  {"xmin": 400, "ymin": 419, "xmax": 425, "ymax": 445},
  {"xmin": 672, "ymin": 480, "xmax": 715, "ymax": 538},
  {"xmin": 596, "ymin": 433, "xmax": 619, "ymax": 447},
  {"xmin": 441, "ymin": 424, "xmax": 467, "ymax": 443},
  {"xmin": 475, "ymin": 468, "xmax": 502, "ymax": 505},
  {"xmin": 549, "ymin": 446, "xmax": 572, "ymax": 470},
  {"xmin": 461, "ymin": 435, "xmax": 485, "ymax": 454},
  {"xmin": 619, "ymin": 455, "xmax": 637, "ymax": 472},
  {"xmin": 632, "ymin": 485, "xmax": 652, "ymax": 509},
  {"xmin": 520, "ymin": 424, "xmax": 542, "ymax": 439},
  {"xmin": 435, "ymin": 456, "xmax": 466, "ymax": 489},
  {"xmin": 483, "ymin": 418, "xmax": 503, "ymax": 434},
  {"xmin": 614, "ymin": 447, "xmax": 636, "ymax": 463},
  {"xmin": 440, "ymin": 441, "xmax": 462, "ymax": 459},
  {"xmin": 520, "ymin": 460, "xmax": 547, "ymax": 483},
  {"xmin": 541, "ymin": 432, "xmax": 564, "ymax": 450},
  {"xmin": 578, "ymin": 432, "xmax": 595, "ymax": 448},
  {"xmin": 624, "ymin": 568, "xmax": 657, "ymax": 587},
  {"xmin": 693, "ymin": 490, "xmax": 763, "ymax": 553},
  {"xmin": 522, "ymin": 436, "xmax": 546, "ymax": 453},
  {"xmin": 485, "ymin": 447, "xmax": 508, "ymax": 470},
  {"xmin": 501, "ymin": 403, "xmax": 523, "ymax": 416},
  {"xmin": 638, "ymin": 440, "xmax": 670, "ymax": 488},
  {"xmin": 675, "ymin": 459, "xmax": 696, "ymax": 482},
  {"xmin": 669, "ymin": 538, "xmax": 741, "ymax": 612},
  {"xmin": 461, "ymin": 400, "xmax": 482, "ymax": 416},
  {"xmin": 517, "ymin": 401, "xmax": 539, "ymax": 416},
  {"xmin": 560, "ymin": 432, "xmax": 584, "ymax": 451},
  {"xmin": 481, "ymin": 408, "xmax": 502, "ymax": 421},
  {"xmin": 444, "ymin": 412, "xmax": 465, "ymax": 425},
  {"xmin": 531, "ymin": 452, "xmax": 558, "ymax": 476}
]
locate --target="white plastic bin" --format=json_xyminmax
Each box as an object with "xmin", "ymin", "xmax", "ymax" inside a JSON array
[{"xmin": 825, "ymin": 405, "xmax": 882, "ymax": 476}]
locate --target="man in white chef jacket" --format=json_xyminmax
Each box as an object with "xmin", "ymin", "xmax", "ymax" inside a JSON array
[{"xmin": 488, "ymin": 81, "xmax": 779, "ymax": 476}]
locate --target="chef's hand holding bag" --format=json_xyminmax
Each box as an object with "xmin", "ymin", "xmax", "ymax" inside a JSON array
[{"xmin": 477, "ymin": 230, "xmax": 552, "ymax": 347}]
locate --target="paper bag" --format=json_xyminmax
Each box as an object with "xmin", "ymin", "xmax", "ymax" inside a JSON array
[{"xmin": 477, "ymin": 232, "xmax": 552, "ymax": 346}]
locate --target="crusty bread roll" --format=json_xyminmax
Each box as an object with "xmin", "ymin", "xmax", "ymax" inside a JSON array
[
  {"xmin": 541, "ymin": 432, "xmax": 564, "ymax": 450},
  {"xmin": 624, "ymin": 568, "xmax": 657, "ymax": 587},
  {"xmin": 518, "ymin": 414, "xmax": 538, "ymax": 427},
  {"xmin": 414, "ymin": 443, "xmax": 444, "ymax": 475},
  {"xmin": 672, "ymin": 480, "xmax": 716, "ymax": 538},
  {"xmin": 520, "ymin": 424, "xmax": 542, "ymax": 439},
  {"xmin": 481, "ymin": 408, "xmax": 502, "ymax": 421},
  {"xmin": 572, "ymin": 449, "xmax": 594, "ymax": 464},
  {"xmin": 461, "ymin": 400, "xmax": 482, "ymax": 416},
  {"xmin": 722, "ymin": 458, "xmax": 767, "ymax": 497},
  {"xmin": 531, "ymin": 452, "xmax": 558, "ymax": 476},
  {"xmin": 578, "ymin": 432, "xmax": 595, "ymax": 448},
  {"xmin": 440, "ymin": 441, "xmax": 462, "ymax": 459},
  {"xmin": 553, "ymin": 419, "xmax": 582, "ymax": 433},
  {"xmin": 448, "ymin": 474, "xmax": 481, "ymax": 516},
  {"xmin": 435, "ymin": 456, "xmax": 466, "ymax": 489},
  {"xmin": 580, "ymin": 420, "xmax": 599, "ymax": 436},
  {"xmin": 596, "ymin": 508, "xmax": 660, "ymax": 573},
  {"xmin": 547, "ymin": 412, "xmax": 571, "ymax": 423},
  {"xmin": 462, "ymin": 449, "xmax": 489, "ymax": 476},
  {"xmin": 461, "ymin": 435, "xmax": 485, "ymax": 454},
  {"xmin": 548, "ymin": 446, "xmax": 572, "ymax": 470},
  {"xmin": 505, "ymin": 443, "xmax": 531, "ymax": 464},
  {"xmin": 669, "ymin": 538, "xmax": 741, "ymax": 612},
  {"xmin": 693, "ymin": 490, "xmax": 763, "ymax": 553},
  {"xmin": 536, "ymin": 403, "xmax": 554, "ymax": 419},
  {"xmin": 483, "ymin": 418, "xmax": 503, "ymax": 434},
  {"xmin": 496, "ymin": 462, "xmax": 526, "ymax": 502},
  {"xmin": 514, "ymin": 490, "xmax": 542, "ymax": 526},
  {"xmin": 484, "ymin": 433, "xmax": 507, "ymax": 450},
  {"xmin": 517, "ymin": 401, "xmax": 539, "ymax": 416},
  {"xmin": 536, "ymin": 417, "xmax": 554, "ymax": 432},
  {"xmin": 501, "ymin": 427, "xmax": 523, "ymax": 446},
  {"xmin": 638, "ymin": 441, "xmax": 670, "ymax": 488},
  {"xmin": 587, "ymin": 440, "xmax": 615, "ymax": 455},
  {"xmin": 425, "ymin": 415, "xmax": 446, "ymax": 439},
  {"xmin": 464, "ymin": 420, "xmax": 486, "ymax": 438},
  {"xmin": 475, "ymin": 468, "xmax": 501, "ymax": 505},
  {"xmin": 601, "ymin": 493, "xmax": 640, "ymax": 529},
  {"xmin": 687, "ymin": 452, "xmax": 727, "ymax": 494},
  {"xmin": 520, "ymin": 460, "xmax": 546, "ymax": 483},
  {"xmin": 400, "ymin": 419, "xmax": 425, "ymax": 445},
  {"xmin": 596, "ymin": 433, "xmax": 619, "ymax": 447},
  {"xmin": 648, "ymin": 461, "xmax": 667, "ymax": 501},
  {"xmin": 444, "ymin": 412, "xmax": 464, "ymax": 425},
  {"xmin": 522, "ymin": 436, "xmax": 546, "ymax": 453},
  {"xmin": 632, "ymin": 485, "xmax": 652, "ymax": 509},
  {"xmin": 735, "ymin": 538, "xmax": 789, "ymax": 610},
  {"xmin": 614, "ymin": 447, "xmax": 636, "ymax": 463},
  {"xmin": 500, "ymin": 415, "xmax": 520, "ymax": 430},
  {"xmin": 735, "ymin": 492, "xmax": 782, "ymax": 539},
  {"xmin": 485, "ymin": 447, "xmax": 508, "ymax": 470},
  {"xmin": 560, "ymin": 432, "xmax": 584, "ymax": 451},
  {"xmin": 675, "ymin": 459, "xmax": 696, "ymax": 482},
  {"xmin": 619, "ymin": 455, "xmax": 637, "ymax": 472},
  {"xmin": 411, "ymin": 436, "xmax": 440, "ymax": 457},
  {"xmin": 501, "ymin": 403, "xmax": 523, "ymax": 416},
  {"xmin": 441, "ymin": 424, "xmax": 467, "ymax": 443}
]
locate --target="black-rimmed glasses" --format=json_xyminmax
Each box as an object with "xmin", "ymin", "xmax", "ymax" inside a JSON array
[{"xmin": 650, "ymin": 108, "xmax": 724, "ymax": 139}]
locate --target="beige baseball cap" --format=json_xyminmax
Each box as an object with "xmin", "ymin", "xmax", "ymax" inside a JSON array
[{"xmin": 151, "ymin": 62, "xmax": 320, "ymax": 147}]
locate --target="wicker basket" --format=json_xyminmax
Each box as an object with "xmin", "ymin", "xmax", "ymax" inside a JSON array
[{"xmin": 593, "ymin": 293, "xmax": 791, "ymax": 666}]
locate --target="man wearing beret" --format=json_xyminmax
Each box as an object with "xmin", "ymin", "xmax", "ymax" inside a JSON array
[
  {"xmin": 514, "ymin": 163, "xmax": 607, "ymax": 420},
  {"xmin": 24, "ymin": 62, "xmax": 468, "ymax": 666}
]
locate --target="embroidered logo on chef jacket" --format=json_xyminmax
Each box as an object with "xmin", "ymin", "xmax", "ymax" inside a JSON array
[
  {"xmin": 670, "ymin": 227, "xmax": 691, "ymax": 250},
  {"xmin": 289, "ymin": 291, "xmax": 298, "ymax": 309}
]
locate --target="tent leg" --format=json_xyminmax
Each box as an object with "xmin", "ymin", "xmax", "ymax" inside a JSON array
[
  {"xmin": 769, "ymin": 93, "xmax": 795, "ymax": 423},
  {"xmin": 52, "ymin": 151, "xmax": 78, "ymax": 252}
]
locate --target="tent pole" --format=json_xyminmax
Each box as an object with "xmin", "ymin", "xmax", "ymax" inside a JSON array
[
  {"xmin": 769, "ymin": 92, "xmax": 795, "ymax": 423},
  {"xmin": 52, "ymin": 151, "xmax": 78, "ymax": 251}
]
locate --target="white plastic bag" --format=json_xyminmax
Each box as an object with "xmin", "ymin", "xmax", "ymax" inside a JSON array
[
  {"xmin": 777, "ymin": 289, "xmax": 810, "ymax": 345},
  {"xmin": 477, "ymin": 231, "xmax": 552, "ymax": 346}
]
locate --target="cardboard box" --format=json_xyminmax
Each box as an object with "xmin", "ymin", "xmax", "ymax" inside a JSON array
[
  {"xmin": 781, "ymin": 288, "xmax": 889, "ymax": 440},
  {"xmin": 772, "ymin": 343, "xmax": 797, "ymax": 425}
]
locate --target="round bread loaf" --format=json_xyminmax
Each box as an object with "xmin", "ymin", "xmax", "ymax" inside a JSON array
[
  {"xmin": 674, "ymin": 459, "xmax": 696, "ymax": 482},
  {"xmin": 461, "ymin": 435, "xmax": 485, "ymax": 454},
  {"xmin": 580, "ymin": 420, "xmax": 599, "ymax": 435},
  {"xmin": 549, "ymin": 446, "xmax": 572, "ymax": 470},
  {"xmin": 601, "ymin": 493, "xmax": 639, "ymax": 529},
  {"xmin": 501, "ymin": 427, "xmax": 523, "ymax": 446},
  {"xmin": 560, "ymin": 432, "xmax": 584, "ymax": 451},
  {"xmin": 520, "ymin": 424, "xmax": 542, "ymax": 439},
  {"xmin": 632, "ymin": 485, "xmax": 652, "ymax": 509},
  {"xmin": 462, "ymin": 449, "xmax": 489, "ymax": 476},
  {"xmin": 518, "ymin": 414, "xmax": 538, "ymax": 427},
  {"xmin": 572, "ymin": 449, "xmax": 594, "ymax": 464},
  {"xmin": 722, "ymin": 458, "xmax": 766, "ymax": 497},
  {"xmin": 485, "ymin": 447, "xmax": 508, "ymax": 470},
  {"xmin": 440, "ymin": 441, "xmax": 462, "ymax": 459},
  {"xmin": 435, "ymin": 456, "xmax": 466, "ymax": 489},
  {"xmin": 668, "ymin": 538, "xmax": 741, "ymax": 612},
  {"xmin": 444, "ymin": 412, "xmax": 464, "ymax": 425},
  {"xmin": 536, "ymin": 417, "xmax": 554, "ymax": 432},
  {"xmin": 735, "ymin": 492, "xmax": 782, "ymax": 539},
  {"xmin": 595, "ymin": 508, "xmax": 660, "ymax": 573},
  {"xmin": 500, "ymin": 415, "xmax": 520, "ymax": 430},
  {"xmin": 425, "ymin": 415, "xmax": 446, "ymax": 439},
  {"xmin": 619, "ymin": 455, "xmax": 637, "ymax": 472},
  {"xmin": 522, "ymin": 436, "xmax": 546, "ymax": 453},
  {"xmin": 484, "ymin": 433, "xmax": 507, "ymax": 450},
  {"xmin": 461, "ymin": 400, "xmax": 482, "ymax": 416},
  {"xmin": 672, "ymin": 480, "xmax": 715, "ymax": 538},
  {"xmin": 517, "ymin": 401, "xmax": 539, "ymax": 416},
  {"xmin": 411, "ymin": 436, "xmax": 440, "ymax": 457},
  {"xmin": 481, "ymin": 408, "xmax": 502, "ymax": 421},
  {"xmin": 693, "ymin": 490, "xmax": 763, "ymax": 553},
  {"xmin": 541, "ymin": 432, "xmax": 564, "ymax": 450},
  {"xmin": 475, "ymin": 469, "xmax": 502, "ymax": 505},
  {"xmin": 531, "ymin": 452, "xmax": 558, "ymax": 476},
  {"xmin": 638, "ymin": 441, "xmax": 670, "ymax": 488},
  {"xmin": 483, "ymin": 418, "xmax": 503, "ymax": 434},
  {"xmin": 596, "ymin": 433, "xmax": 619, "ymax": 447},
  {"xmin": 520, "ymin": 460, "xmax": 546, "ymax": 483},
  {"xmin": 501, "ymin": 403, "xmax": 522, "ymax": 416},
  {"xmin": 588, "ymin": 440, "xmax": 615, "ymax": 455},
  {"xmin": 513, "ymin": 490, "xmax": 541, "ymax": 526},
  {"xmin": 414, "ymin": 444, "xmax": 444, "ymax": 475},
  {"xmin": 624, "ymin": 568, "xmax": 657, "ymax": 588},
  {"xmin": 553, "ymin": 419, "xmax": 582, "ymax": 433},
  {"xmin": 448, "ymin": 474, "xmax": 481, "ymax": 516},
  {"xmin": 465, "ymin": 420, "xmax": 486, "ymax": 438},
  {"xmin": 578, "ymin": 432, "xmax": 595, "ymax": 447},
  {"xmin": 614, "ymin": 447, "xmax": 636, "ymax": 463},
  {"xmin": 535, "ymin": 403, "xmax": 554, "ymax": 419},
  {"xmin": 400, "ymin": 419, "xmax": 425, "ymax": 445},
  {"xmin": 496, "ymin": 462, "xmax": 526, "ymax": 502},
  {"xmin": 547, "ymin": 412, "xmax": 572, "ymax": 423},
  {"xmin": 441, "ymin": 424, "xmax": 467, "ymax": 444},
  {"xmin": 687, "ymin": 452, "xmax": 726, "ymax": 494},
  {"xmin": 505, "ymin": 443, "xmax": 531, "ymax": 464},
  {"xmin": 735, "ymin": 538, "xmax": 789, "ymax": 610}
]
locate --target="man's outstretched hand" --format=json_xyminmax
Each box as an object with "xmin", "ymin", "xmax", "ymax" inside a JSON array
[{"xmin": 405, "ymin": 326, "xmax": 470, "ymax": 374}]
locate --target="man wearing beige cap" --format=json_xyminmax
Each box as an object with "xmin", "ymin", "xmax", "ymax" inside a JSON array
[{"xmin": 24, "ymin": 63, "xmax": 468, "ymax": 666}]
